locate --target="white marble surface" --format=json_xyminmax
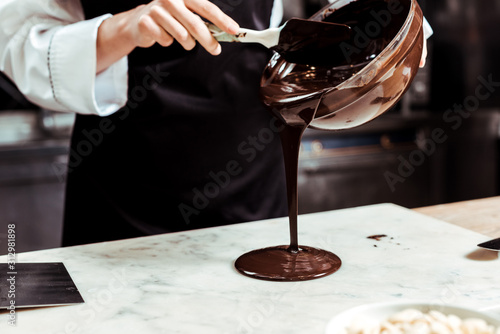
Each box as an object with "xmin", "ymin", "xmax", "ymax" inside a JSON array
[{"xmin": 1, "ymin": 203, "xmax": 499, "ymax": 333}]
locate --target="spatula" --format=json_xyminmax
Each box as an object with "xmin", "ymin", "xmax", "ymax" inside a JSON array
[
  {"xmin": 477, "ymin": 237, "xmax": 500, "ymax": 251},
  {"xmin": 0, "ymin": 262, "xmax": 84, "ymax": 309},
  {"xmin": 207, "ymin": 18, "xmax": 352, "ymax": 66}
]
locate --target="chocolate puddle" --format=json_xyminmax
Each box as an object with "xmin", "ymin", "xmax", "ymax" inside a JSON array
[
  {"xmin": 235, "ymin": 92, "xmax": 342, "ymax": 281},
  {"xmin": 235, "ymin": 0, "xmax": 413, "ymax": 281}
]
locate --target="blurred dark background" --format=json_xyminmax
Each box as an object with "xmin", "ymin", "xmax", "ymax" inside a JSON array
[{"xmin": 1, "ymin": 0, "xmax": 499, "ymax": 254}]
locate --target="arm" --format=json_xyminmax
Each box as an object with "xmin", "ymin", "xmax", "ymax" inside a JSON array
[
  {"xmin": 95, "ymin": 0, "xmax": 239, "ymax": 73},
  {"xmin": 0, "ymin": 0, "xmax": 239, "ymax": 115},
  {"xmin": 0, "ymin": 0, "xmax": 126, "ymax": 115}
]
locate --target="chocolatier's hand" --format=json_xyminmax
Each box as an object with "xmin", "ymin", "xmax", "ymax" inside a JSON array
[
  {"xmin": 96, "ymin": 0, "xmax": 239, "ymax": 73},
  {"xmin": 419, "ymin": 38, "xmax": 428, "ymax": 68},
  {"xmin": 126, "ymin": 0, "xmax": 239, "ymax": 54}
]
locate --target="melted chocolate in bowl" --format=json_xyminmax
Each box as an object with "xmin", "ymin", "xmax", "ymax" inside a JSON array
[
  {"xmin": 272, "ymin": 19, "xmax": 353, "ymax": 66},
  {"xmin": 235, "ymin": 0, "xmax": 424, "ymax": 281}
]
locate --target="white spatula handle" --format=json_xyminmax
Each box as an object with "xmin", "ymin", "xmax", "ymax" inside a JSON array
[{"xmin": 206, "ymin": 23, "xmax": 282, "ymax": 49}]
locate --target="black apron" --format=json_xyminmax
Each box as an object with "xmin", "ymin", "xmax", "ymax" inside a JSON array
[{"xmin": 62, "ymin": 0, "xmax": 287, "ymax": 246}]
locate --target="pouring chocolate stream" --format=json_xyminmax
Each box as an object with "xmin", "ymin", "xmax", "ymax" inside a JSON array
[{"xmin": 235, "ymin": 0, "xmax": 420, "ymax": 281}]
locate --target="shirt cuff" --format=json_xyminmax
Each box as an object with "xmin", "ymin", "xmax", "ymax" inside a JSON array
[
  {"xmin": 423, "ymin": 17, "xmax": 433, "ymax": 39},
  {"xmin": 49, "ymin": 14, "xmax": 128, "ymax": 116}
]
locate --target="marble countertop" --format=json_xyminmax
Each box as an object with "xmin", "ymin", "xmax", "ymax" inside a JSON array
[{"xmin": 1, "ymin": 203, "xmax": 499, "ymax": 333}]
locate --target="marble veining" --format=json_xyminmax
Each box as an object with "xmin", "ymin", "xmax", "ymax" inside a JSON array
[{"xmin": 0, "ymin": 203, "xmax": 499, "ymax": 333}]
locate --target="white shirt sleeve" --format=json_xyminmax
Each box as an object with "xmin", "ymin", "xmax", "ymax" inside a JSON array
[
  {"xmin": 423, "ymin": 17, "xmax": 433, "ymax": 39},
  {"xmin": 0, "ymin": 0, "xmax": 128, "ymax": 116}
]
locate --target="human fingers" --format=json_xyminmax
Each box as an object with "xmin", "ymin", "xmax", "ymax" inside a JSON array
[
  {"xmin": 137, "ymin": 12, "xmax": 175, "ymax": 47},
  {"xmin": 420, "ymin": 38, "xmax": 428, "ymax": 68},
  {"xmin": 186, "ymin": 0, "xmax": 239, "ymax": 34},
  {"xmin": 148, "ymin": 4, "xmax": 197, "ymax": 50},
  {"xmin": 161, "ymin": 0, "xmax": 222, "ymax": 55}
]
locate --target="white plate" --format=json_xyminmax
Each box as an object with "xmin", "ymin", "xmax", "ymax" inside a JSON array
[{"xmin": 325, "ymin": 301, "xmax": 500, "ymax": 334}]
